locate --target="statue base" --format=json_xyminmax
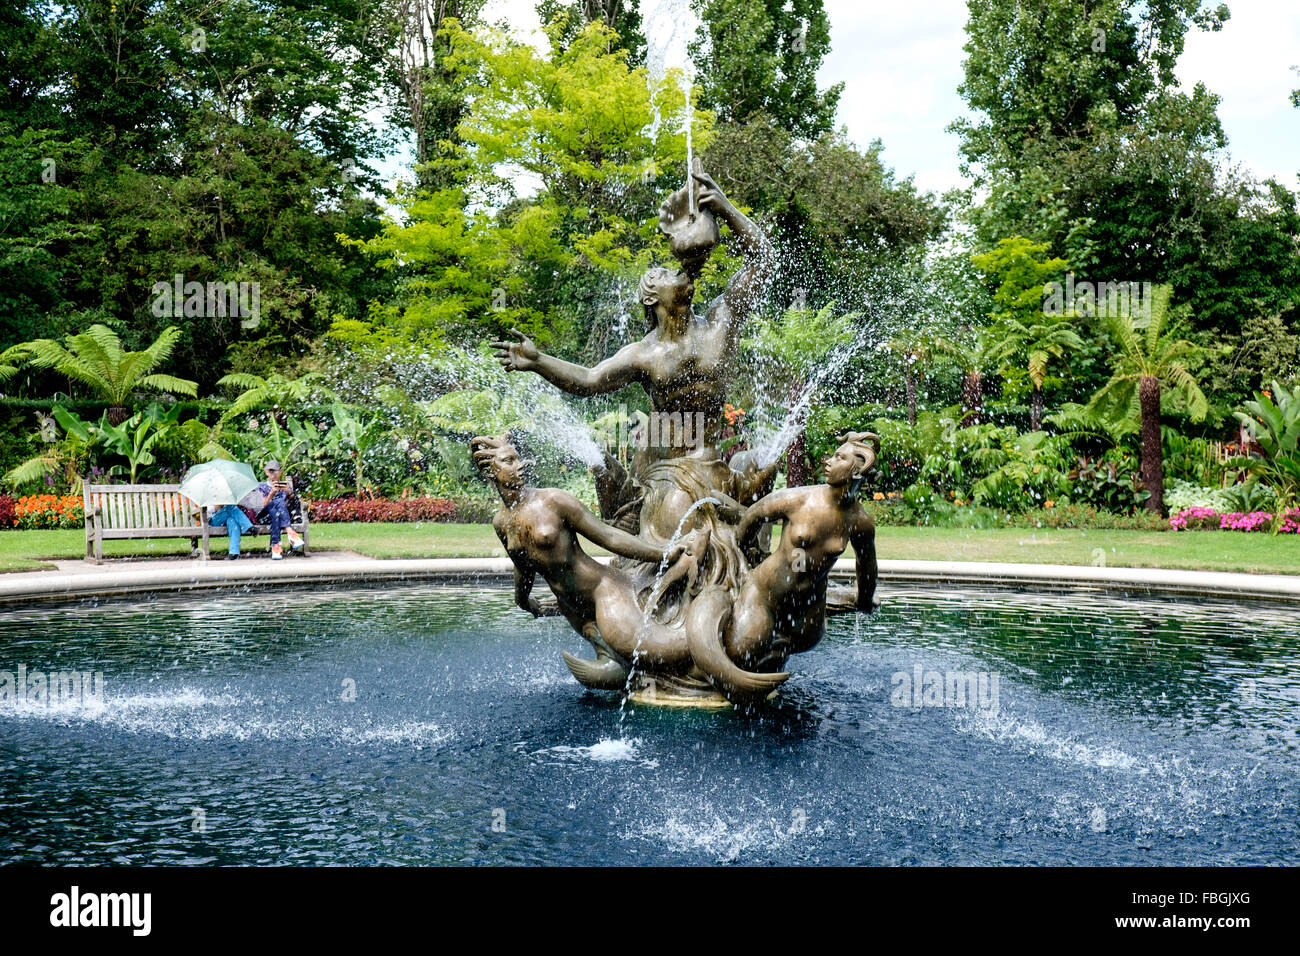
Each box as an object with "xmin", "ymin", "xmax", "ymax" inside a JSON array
[{"xmin": 625, "ymin": 672, "xmax": 775, "ymax": 709}]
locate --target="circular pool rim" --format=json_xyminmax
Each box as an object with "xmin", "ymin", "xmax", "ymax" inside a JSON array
[{"xmin": 3, "ymin": 556, "xmax": 1299, "ymax": 606}]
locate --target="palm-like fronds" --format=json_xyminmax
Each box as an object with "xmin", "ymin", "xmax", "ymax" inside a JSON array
[
  {"xmin": 1232, "ymin": 381, "xmax": 1300, "ymax": 500},
  {"xmin": 4, "ymin": 454, "xmax": 63, "ymax": 489},
  {"xmin": 931, "ymin": 331, "xmax": 1004, "ymax": 377},
  {"xmin": 1085, "ymin": 284, "xmax": 1211, "ymax": 425},
  {"xmin": 216, "ymin": 372, "xmax": 331, "ymax": 421},
  {"xmin": 743, "ymin": 303, "xmax": 859, "ymax": 381},
  {"xmin": 21, "ymin": 325, "xmax": 197, "ymax": 405},
  {"xmin": 1, "ymin": 344, "xmax": 30, "ymax": 382}
]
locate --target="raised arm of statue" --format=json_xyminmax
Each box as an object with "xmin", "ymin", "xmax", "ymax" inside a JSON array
[
  {"xmin": 492, "ymin": 329, "xmax": 643, "ymax": 397},
  {"xmin": 735, "ymin": 487, "xmax": 798, "ymax": 553},
  {"xmin": 694, "ymin": 170, "xmax": 775, "ymax": 342}
]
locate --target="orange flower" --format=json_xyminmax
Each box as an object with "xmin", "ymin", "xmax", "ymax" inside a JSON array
[
  {"xmin": 1044, "ymin": 500, "xmax": 1055, "ymax": 508},
  {"xmin": 873, "ymin": 492, "xmax": 885, "ymax": 501}
]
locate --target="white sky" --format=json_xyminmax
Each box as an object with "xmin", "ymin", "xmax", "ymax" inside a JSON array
[{"xmin": 457, "ymin": 0, "xmax": 1300, "ymax": 198}]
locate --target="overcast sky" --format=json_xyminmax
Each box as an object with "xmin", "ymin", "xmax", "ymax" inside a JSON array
[{"xmin": 472, "ymin": 0, "xmax": 1300, "ymax": 197}]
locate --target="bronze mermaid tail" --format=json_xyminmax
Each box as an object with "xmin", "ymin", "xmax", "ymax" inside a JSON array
[{"xmin": 685, "ymin": 586, "xmax": 790, "ymax": 705}]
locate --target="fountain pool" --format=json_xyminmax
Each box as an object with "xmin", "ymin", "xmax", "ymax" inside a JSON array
[{"xmin": 1, "ymin": 584, "xmax": 1296, "ymax": 865}]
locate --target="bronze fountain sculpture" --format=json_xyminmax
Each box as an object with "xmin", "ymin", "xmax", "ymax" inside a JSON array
[{"xmin": 482, "ymin": 162, "xmax": 880, "ymax": 707}]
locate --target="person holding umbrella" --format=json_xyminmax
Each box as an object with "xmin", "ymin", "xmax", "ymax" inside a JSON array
[{"xmin": 179, "ymin": 459, "xmax": 261, "ymax": 560}]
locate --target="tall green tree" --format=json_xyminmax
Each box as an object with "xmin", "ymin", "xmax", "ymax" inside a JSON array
[
  {"xmin": 1085, "ymin": 284, "xmax": 1215, "ymax": 514},
  {"xmin": 537, "ymin": 0, "xmax": 645, "ymax": 63},
  {"xmin": 885, "ymin": 333, "xmax": 934, "ymax": 427},
  {"xmin": 380, "ymin": 0, "xmax": 488, "ymax": 189},
  {"xmin": 972, "ymin": 236, "xmax": 1080, "ymax": 431},
  {"xmin": 0, "ymin": 1, "xmax": 394, "ymax": 388},
  {"xmin": 932, "ymin": 332, "xmax": 1006, "ymax": 427},
  {"xmin": 689, "ymin": 0, "xmax": 841, "ymax": 139},
  {"xmin": 702, "ymin": 116, "xmax": 944, "ymax": 312},
  {"xmin": 342, "ymin": 19, "xmax": 703, "ymax": 354},
  {"xmin": 952, "ymin": 0, "xmax": 1300, "ymax": 411}
]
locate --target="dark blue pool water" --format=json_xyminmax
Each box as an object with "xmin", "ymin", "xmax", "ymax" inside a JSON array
[{"xmin": 1, "ymin": 584, "xmax": 1296, "ymax": 865}]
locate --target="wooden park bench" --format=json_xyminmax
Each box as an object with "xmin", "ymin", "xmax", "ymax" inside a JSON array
[{"xmin": 82, "ymin": 482, "xmax": 310, "ymax": 564}]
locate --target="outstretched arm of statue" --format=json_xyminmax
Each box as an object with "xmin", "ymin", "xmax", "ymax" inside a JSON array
[
  {"xmin": 694, "ymin": 170, "xmax": 774, "ymax": 331},
  {"xmin": 492, "ymin": 330, "xmax": 643, "ymax": 397},
  {"xmin": 558, "ymin": 494, "xmax": 674, "ymax": 565},
  {"xmin": 850, "ymin": 510, "xmax": 879, "ymax": 612}
]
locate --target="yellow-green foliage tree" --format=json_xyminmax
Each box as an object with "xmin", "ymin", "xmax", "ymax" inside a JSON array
[{"xmin": 338, "ymin": 18, "xmax": 719, "ymax": 362}]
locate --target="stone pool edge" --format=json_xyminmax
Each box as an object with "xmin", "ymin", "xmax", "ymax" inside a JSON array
[{"xmin": 2, "ymin": 556, "xmax": 1299, "ymax": 605}]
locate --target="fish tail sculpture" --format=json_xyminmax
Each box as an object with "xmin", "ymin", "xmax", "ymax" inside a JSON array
[
  {"xmin": 561, "ymin": 650, "xmax": 631, "ymax": 690},
  {"xmin": 686, "ymin": 586, "xmax": 790, "ymax": 705}
]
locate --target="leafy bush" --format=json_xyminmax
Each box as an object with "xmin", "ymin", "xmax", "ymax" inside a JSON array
[
  {"xmin": 0, "ymin": 494, "xmax": 15, "ymax": 528},
  {"xmin": 1231, "ymin": 381, "xmax": 1300, "ymax": 503},
  {"xmin": 1011, "ymin": 503, "xmax": 1168, "ymax": 531},
  {"xmin": 1220, "ymin": 480, "xmax": 1277, "ymax": 513},
  {"xmin": 447, "ymin": 495, "xmax": 499, "ymax": 523},
  {"xmin": 1164, "ymin": 479, "xmax": 1234, "ymax": 513},
  {"xmin": 862, "ymin": 410, "xmax": 1071, "ymax": 513},
  {"xmin": 308, "ymin": 497, "xmax": 457, "ymax": 523},
  {"xmin": 1162, "ymin": 430, "xmax": 1226, "ymax": 486},
  {"xmin": 862, "ymin": 496, "xmax": 1168, "ymax": 530},
  {"xmin": 1067, "ymin": 454, "xmax": 1149, "ymax": 513}
]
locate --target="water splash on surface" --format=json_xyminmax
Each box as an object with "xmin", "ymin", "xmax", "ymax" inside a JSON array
[{"xmin": 534, "ymin": 737, "xmax": 658, "ymax": 767}]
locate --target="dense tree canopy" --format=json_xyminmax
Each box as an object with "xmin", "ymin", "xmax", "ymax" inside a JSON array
[
  {"xmin": 0, "ymin": 0, "xmax": 395, "ymax": 390},
  {"xmin": 952, "ymin": 0, "xmax": 1300, "ymax": 414},
  {"xmin": 689, "ymin": 0, "xmax": 841, "ymax": 140}
]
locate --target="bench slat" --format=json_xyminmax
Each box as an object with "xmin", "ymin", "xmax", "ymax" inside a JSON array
[
  {"xmin": 93, "ymin": 528, "xmax": 201, "ymax": 540},
  {"xmin": 84, "ymin": 483, "xmax": 184, "ymax": 493}
]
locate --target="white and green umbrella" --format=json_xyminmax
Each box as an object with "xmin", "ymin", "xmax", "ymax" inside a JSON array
[{"xmin": 179, "ymin": 459, "xmax": 260, "ymax": 510}]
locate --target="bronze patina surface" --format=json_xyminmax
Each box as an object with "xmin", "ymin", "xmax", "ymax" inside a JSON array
[{"xmin": 481, "ymin": 167, "xmax": 879, "ymax": 707}]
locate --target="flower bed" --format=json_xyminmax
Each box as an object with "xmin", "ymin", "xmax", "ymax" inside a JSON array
[
  {"xmin": 10, "ymin": 494, "xmax": 84, "ymax": 530},
  {"xmin": 1170, "ymin": 507, "xmax": 1300, "ymax": 533},
  {"xmin": 307, "ymin": 496, "xmax": 458, "ymax": 523}
]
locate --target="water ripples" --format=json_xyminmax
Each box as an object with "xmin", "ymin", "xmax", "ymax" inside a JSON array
[{"xmin": 1, "ymin": 583, "xmax": 1297, "ymax": 864}]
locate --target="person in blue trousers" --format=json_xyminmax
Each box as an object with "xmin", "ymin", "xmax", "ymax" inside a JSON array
[{"xmin": 208, "ymin": 503, "xmax": 253, "ymax": 559}]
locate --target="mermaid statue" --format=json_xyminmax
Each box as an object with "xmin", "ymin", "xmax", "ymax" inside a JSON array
[{"xmin": 482, "ymin": 161, "xmax": 881, "ymax": 707}]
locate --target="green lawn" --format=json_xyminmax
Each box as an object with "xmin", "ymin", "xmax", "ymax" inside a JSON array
[{"xmin": 3, "ymin": 522, "xmax": 1300, "ymax": 575}]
